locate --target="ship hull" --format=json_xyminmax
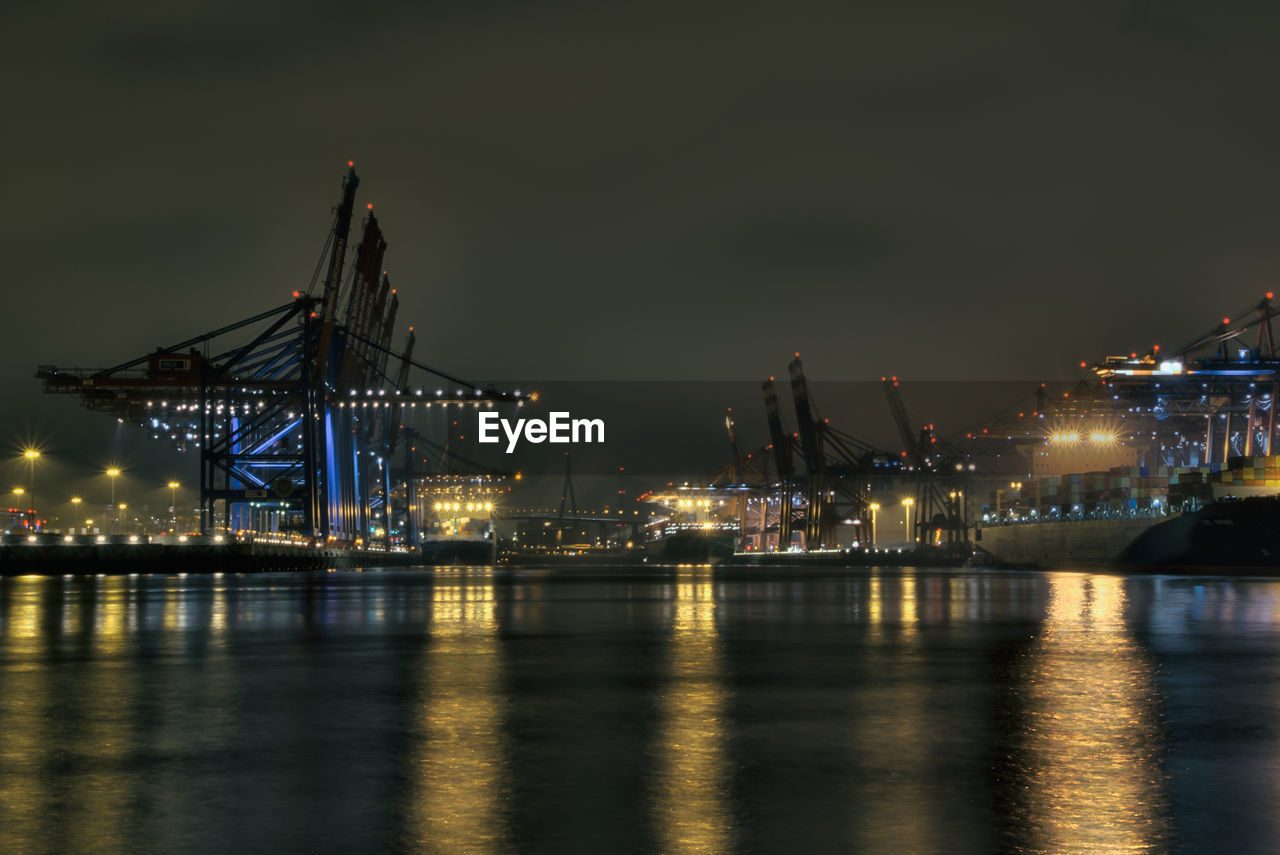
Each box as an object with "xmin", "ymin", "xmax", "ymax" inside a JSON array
[
  {"xmin": 643, "ymin": 532, "xmax": 736, "ymax": 563},
  {"xmin": 974, "ymin": 498, "xmax": 1280, "ymax": 574},
  {"xmin": 1117, "ymin": 497, "xmax": 1280, "ymax": 573}
]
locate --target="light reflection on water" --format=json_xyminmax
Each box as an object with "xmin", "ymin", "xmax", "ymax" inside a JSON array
[
  {"xmin": 0, "ymin": 578, "xmax": 51, "ymax": 851},
  {"xmin": 1010, "ymin": 574, "xmax": 1168, "ymax": 854},
  {"xmin": 408, "ymin": 569, "xmax": 507, "ymax": 854},
  {"xmin": 847, "ymin": 570, "xmax": 941, "ymax": 854},
  {"xmin": 654, "ymin": 567, "xmax": 731, "ymax": 854},
  {"xmin": 0, "ymin": 568, "xmax": 1279, "ymax": 852}
]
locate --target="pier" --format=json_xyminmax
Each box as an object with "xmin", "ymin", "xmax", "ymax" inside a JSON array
[{"xmin": 0, "ymin": 532, "xmax": 423, "ymax": 574}]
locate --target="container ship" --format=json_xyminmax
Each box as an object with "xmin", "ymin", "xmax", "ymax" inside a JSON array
[
  {"xmin": 679, "ymin": 296, "xmax": 1280, "ymax": 573},
  {"xmin": 961, "ymin": 294, "xmax": 1280, "ymax": 570}
]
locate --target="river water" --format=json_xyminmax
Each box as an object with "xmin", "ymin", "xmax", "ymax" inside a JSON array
[{"xmin": 0, "ymin": 565, "xmax": 1276, "ymax": 854}]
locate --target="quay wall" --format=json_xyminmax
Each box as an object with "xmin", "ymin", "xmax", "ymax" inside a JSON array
[
  {"xmin": 0, "ymin": 536, "xmax": 412, "ymax": 574},
  {"xmin": 976, "ymin": 517, "xmax": 1167, "ymax": 569}
]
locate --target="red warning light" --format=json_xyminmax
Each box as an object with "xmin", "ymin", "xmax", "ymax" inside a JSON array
[
  {"xmin": 1153, "ymin": 344, "xmax": 1160, "ymax": 351},
  {"xmin": 292, "ymin": 290, "xmax": 300, "ymax": 298},
  {"xmin": 1080, "ymin": 361, "xmax": 1087, "ymax": 368},
  {"xmin": 367, "ymin": 203, "xmax": 373, "ymax": 210},
  {"xmin": 1223, "ymin": 317, "xmax": 1231, "ymax": 325},
  {"xmin": 794, "ymin": 352, "xmax": 800, "ymax": 358},
  {"xmin": 347, "ymin": 160, "xmax": 354, "ymax": 167},
  {"xmin": 1269, "ymin": 292, "xmax": 1275, "ymax": 300}
]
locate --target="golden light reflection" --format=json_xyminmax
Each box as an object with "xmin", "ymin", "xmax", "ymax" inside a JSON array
[
  {"xmin": 65, "ymin": 576, "xmax": 133, "ymax": 853},
  {"xmin": 210, "ymin": 579, "xmax": 228, "ymax": 637},
  {"xmin": 1013, "ymin": 574, "xmax": 1168, "ymax": 853},
  {"xmin": 900, "ymin": 572, "xmax": 918, "ymax": 637},
  {"xmin": 849, "ymin": 569, "xmax": 939, "ymax": 853},
  {"xmin": 94, "ymin": 576, "xmax": 128, "ymax": 657},
  {"xmin": 409, "ymin": 570, "xmax": 508, "ymax": 854},
  {"xmin": 654, "ymin": 568, "xmax": 732, "ymax": 854},
  {"xmin": 869, "ymin": 571, "xmax": 881, "ymax": 626},
  {"xmin": 949, "ymin": 577, "xmax": 967, "ymax": 624},
  {"xmin": 0, "ymin": 577, "xmax": 136, "ymax": 852},
  {"xmin": 4, "ymin": 577, "xmax": 46, "ymax": 658},
  {"xmin": 0, "ymin": 579, "xmax": 53, "ymax": 846},
  {"xmin": 867, "ymin": 570, "xmax": 918, "ymax": 637},
  {"xmin": 60, "ymin": 578, "xmax": 81, "ymax": 637}
]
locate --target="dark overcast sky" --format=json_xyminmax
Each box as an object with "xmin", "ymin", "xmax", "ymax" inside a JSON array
[{"xmin": 5, "ymin": 0, "xmax": 1280, "ymax": 489}]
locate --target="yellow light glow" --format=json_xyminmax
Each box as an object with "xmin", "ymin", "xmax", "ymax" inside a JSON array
[{"xmin": 106, "ymin": 468, "xmax": 121, "ymax": 477}]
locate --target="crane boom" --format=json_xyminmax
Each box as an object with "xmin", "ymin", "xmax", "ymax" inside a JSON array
[
  {"xmin": 883, "ymin": 377, "xmax": 918, "ymax": 463},
  {"xmin": 312, "ymin": 166, "xmax": 359, "ymax": 385}
]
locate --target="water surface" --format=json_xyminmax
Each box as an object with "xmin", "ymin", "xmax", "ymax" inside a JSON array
[{"xmin": 0, "ymin": 566, "xmax": 1276, "ymax": 853}]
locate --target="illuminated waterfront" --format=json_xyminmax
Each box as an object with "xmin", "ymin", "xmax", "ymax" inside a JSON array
[{"xmin": 0, "ymin": 566, "xmax": 1277, "ymax": 853}]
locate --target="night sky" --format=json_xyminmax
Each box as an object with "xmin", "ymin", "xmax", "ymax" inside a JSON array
[{"xmin": 6, "ymin": 1, "xmax": 1280, "ymax": 499}]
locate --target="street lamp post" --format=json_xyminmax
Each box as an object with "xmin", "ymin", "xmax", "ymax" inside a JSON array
[
  {"xmin": 868, "ymin": 502, "xmax": 880, "ymax": 547},
  {"xmin": 23, "ymin": 450, "xmax": 39, "ymax": 531},
  {"xmin": 12, "ymin": 487, "xmax": 26, "ymax": 530},
  {"xmin": 168, "ymin": 481, "xmax": 180, "ymax": 533},
  {"xmin": 71, "ymin": 496, "xmax": 82, "ymax": 532},
  {"xmin": 949, "ymin": 490, "xmax": 964, "ymax": 547},
  {"xmin": 902, "ymin": 497, "xmax": 915, "ymax": 546},
  {"xmin": 106, "ymin": 468, "xmax": 121, "ymax": 534}
]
